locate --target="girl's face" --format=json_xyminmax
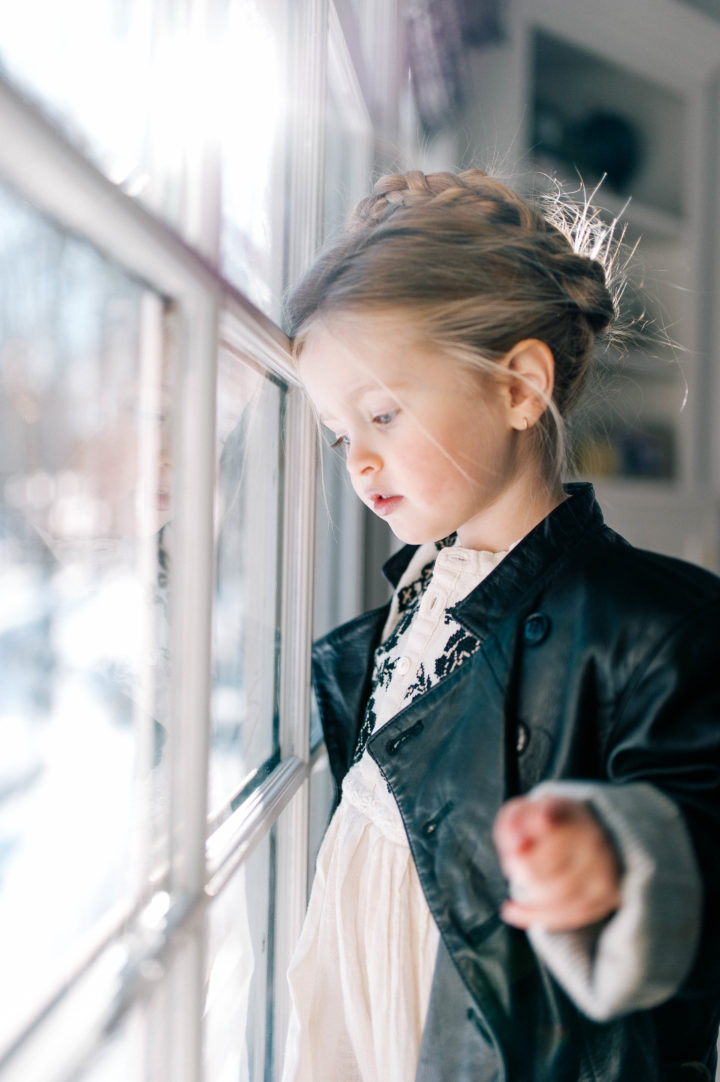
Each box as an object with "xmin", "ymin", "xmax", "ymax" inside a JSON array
[{"xmin": 299, "ymin": 314, "xmax": 548, "ymax": 551}]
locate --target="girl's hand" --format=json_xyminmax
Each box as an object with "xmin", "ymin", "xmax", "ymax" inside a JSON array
[{"xmin": 492, "ymin": 795, "xmax": 622, "ymax": 932}]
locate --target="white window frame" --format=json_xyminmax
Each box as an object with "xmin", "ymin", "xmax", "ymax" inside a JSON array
[{"xmin": 0, "ymin": 34, "xmax": 318, "ymax": 1078}]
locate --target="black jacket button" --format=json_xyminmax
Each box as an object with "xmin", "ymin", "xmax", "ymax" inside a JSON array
[
  {"xmin": 516, "ymin": 722, "xmax": 530, "ymax": 754},
  {"xmin": 522, "ymin": 612, "xmax": 550, "ymax": 645}
]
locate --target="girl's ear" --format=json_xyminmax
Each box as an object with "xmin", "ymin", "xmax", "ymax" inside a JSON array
[{"xmin": 499, "ymin": 339, "xmax": 555, "ymax": 431}]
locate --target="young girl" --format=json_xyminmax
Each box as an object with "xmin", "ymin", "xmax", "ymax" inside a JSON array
[{"xmin": 281, "ymin": 170, "xmax": 720, "ymax": 1082}]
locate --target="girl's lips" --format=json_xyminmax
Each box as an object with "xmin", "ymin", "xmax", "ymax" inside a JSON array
[{"xmin": 369, "ymin": 494, "xmax": 402, "ymax": 517}]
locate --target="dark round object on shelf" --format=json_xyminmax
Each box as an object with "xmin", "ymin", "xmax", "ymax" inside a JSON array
[
  {"xmin": 568, "ymin": 111, "xmax": 643, "ymax": 191},
  {"xmin": 533, "ymin": 100, "xmax": 566, "ymax": 156}
]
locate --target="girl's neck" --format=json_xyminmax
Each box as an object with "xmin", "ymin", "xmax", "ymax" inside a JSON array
[{"xmin": 455, "ymin": 477, "xmax": 566, "ymax": 552}]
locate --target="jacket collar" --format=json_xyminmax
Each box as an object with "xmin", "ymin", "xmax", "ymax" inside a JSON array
[{"xmin": 382, "ymin": 483, "xmax": 605, "ymax": 638}]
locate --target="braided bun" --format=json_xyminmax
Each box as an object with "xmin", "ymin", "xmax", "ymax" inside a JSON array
[
  {"xmin": 286, "ymin": 168, "xmax": 625, "ymax": 475},
  {"xmin": 348, "ymin": 169, "xmax": 616, "ymax": 342},
  {"xmin": 348, "ymin": 169, "xmax": 538, "ymax": 231}
]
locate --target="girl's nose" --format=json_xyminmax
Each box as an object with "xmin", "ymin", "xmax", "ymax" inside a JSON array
[{"xmin": 346, "ymin": 441, "xmax": 381, "ymax": 476}]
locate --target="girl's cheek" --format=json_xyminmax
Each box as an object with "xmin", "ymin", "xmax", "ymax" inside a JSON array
[{"xmin": 349, "ymin": 475, "xmax": 366, "ymax": 501}]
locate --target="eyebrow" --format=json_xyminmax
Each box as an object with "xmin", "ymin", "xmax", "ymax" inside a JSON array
[{"xmin": 317, "ymin": 378, "xmax": 414, "ymax": 426}]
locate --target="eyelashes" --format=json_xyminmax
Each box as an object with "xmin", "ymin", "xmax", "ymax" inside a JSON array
[
  {"xmin": 374, "ymin": 411, "xmax": 398, "ymax": 427},
  {"xmin": 327, "ymin": 410, "xmax": 399, "ymax": 452}
]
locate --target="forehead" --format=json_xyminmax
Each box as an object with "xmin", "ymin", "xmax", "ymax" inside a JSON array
[{"xmin": 297, "ymin": 314, "xmax": 439, "ymax": 412}]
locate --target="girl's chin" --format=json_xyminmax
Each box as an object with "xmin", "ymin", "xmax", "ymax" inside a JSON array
[{"xmin": 388, "ymin": 523, "xmax": 450, "ymax": 547}]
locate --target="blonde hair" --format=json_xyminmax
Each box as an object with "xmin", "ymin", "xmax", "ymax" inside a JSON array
[{"xmin": 285, "ymin": 169, "xmax": 621, "ymax": 482}]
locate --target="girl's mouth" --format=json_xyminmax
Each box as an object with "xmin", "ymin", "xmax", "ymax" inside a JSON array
[{"xmin": 370, "ymin": 494, "xmax": 402, "ymax": 517}]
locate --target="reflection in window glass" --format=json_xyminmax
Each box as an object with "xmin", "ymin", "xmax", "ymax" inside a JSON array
[
  {"xmin": 0, "ymin": 182, "xmax": 171, "ymax": 1049},
  {"xmin": 209, "ymin": 349, "xmax": 283, "ymax": 820},
  {"xmin": 204, "ymin": 827, "xmax": 275, "ymax": 1082},
  {"xmin": 220, "ymin": 0, "xmax": 289, "ymax": 317}
]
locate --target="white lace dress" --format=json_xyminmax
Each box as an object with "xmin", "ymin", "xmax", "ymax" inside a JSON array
[{"xmin": 282, "ymin": 541, "xmax": 509, "ymax": 1082}]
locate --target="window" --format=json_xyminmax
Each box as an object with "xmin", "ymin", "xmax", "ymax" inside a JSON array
[
  {"xmin": 0, "ymin": 1, "xmax": 404, "ymax": 1077},
  {"xmin": 0, "ymin": 182, "xmax": 167, "ymax": 1054}
]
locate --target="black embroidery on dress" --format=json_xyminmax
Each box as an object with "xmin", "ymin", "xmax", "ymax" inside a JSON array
[
  {"xmin": 351, "ymin": 533, "xmax": 479, "ymax": 764},
  {"xmin": 385, "ymin": 595, "xmax": 421, "ymax": 646},
  {"xmin": 354, "ymin": 641, "xmax": 408, "ymax": 763},
  {"xmin": 404, "ymin": 661, "xmax": 433, "ymax": 700},
  {"xmin": 396, "ymin": 563, "xmax": 434, "ymax": 613},
  {"xmin": 403, "ymin": 628, "xmax": 481, "ymax": 700},
  {"xmin": 434, "ymin": 626, "xmax": 481, "ymax": 678},
  {"xmin": 395, "ymin": 535, "xmax": 456, "ymax": 614},
  {"xmin": 353, "ymin": 571, "xmax": 427, "ymax": 763}
]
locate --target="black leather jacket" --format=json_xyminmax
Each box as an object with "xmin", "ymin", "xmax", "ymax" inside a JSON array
[{"xmin": 312, "ymin": 484, "xmax": 720, "ymax": 1081}]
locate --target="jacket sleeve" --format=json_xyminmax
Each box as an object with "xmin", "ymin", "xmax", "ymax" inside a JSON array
[
  {"xmin": 525, "ymin": 779, "xmax": 701, "ymax": 1021},
  {"xmin": 525, "ymin": 599, "xmax": 720, "ymax": 1022}
]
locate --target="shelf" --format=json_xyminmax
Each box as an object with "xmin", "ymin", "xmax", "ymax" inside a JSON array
[
  {"xmin": 452, "ymin": 3, "xmax": 719, "ymax": 564},
  {"xmin": 531, "ymin": 29, "xmax": 686, "ymax": 219}
]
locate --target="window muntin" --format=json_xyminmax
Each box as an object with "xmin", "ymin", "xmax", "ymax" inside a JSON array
[{"xmin": 0, "ymin": 181, "xmax": 171, "ymax": 1052}]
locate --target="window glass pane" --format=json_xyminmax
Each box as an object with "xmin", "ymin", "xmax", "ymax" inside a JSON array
[
  {"xmin": 209, "ymin": 347, "xmax": 283, "ymax": 822},
  {"xmin": 67, "ymin": 1006, "xmax": 142, "ymax": 1082},
  {"xmin": 1, "ymin": 0, "xmax": 292, "ymax": 302},
  {"xmin": 0, "ymin": 1, "xmax": 225, "ymax": 246},
  {"xmin": 309, "ymin": 19, "xmax": 373, "ymax": 641},
  {"xmin": 219, "ymin": 0, "xmax": 290, "ymax": 318},
  {"xmin": 0, "ymin": 182, "xmax": 171, "ymax": 1047},
  {"xmin": 323, "ymin": 22, "xmax": 373, "ymax": 241},
  {"xmin": 0, "ymin": 4, "xmax": 166, "ymax": 201},
  {"xmin": 204, "ymin": 826, "xmax": 275, "ymax": 1082},
  {"xmin": 312, "ymin": 445, "xmax": 365, "ymax": 640}
]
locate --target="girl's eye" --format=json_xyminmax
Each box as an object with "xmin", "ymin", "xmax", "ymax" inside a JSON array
[
  {"xmin": 329, "ymin": 434, "xmax": 349, "ymax": 451},
  {"xmin": 373, "ymin": 410, "xmax": 398, "ymax": 427}
]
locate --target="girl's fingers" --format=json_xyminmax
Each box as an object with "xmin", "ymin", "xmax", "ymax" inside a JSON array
[
  {"xmin": 494, "ymin": 795, "xmax": 622, "ymax": 931},
  {"xmin": 493, "ymin": 794, "xmax": 569, "ymax": 856},
  {"xmin": 505, "ymin": 819, "xmax": 613, "ymax": 884},
  {"xmin": 496, "ymin": 801, "xmax": 604, "ymax": 882},
  {"xmin": 511, "ymin": 858, "xmax": 620, "ymax": 907},
  {"xmin": 500, "ymin": 890, "xmax": 618, "ymax": 932},
  {"xmin": 501, "ymin": 830, "xmax": 574, "ymax": 882},
  {"xmin": 501, "ymin": 856, "xmax": 622, "ymax": 930}
]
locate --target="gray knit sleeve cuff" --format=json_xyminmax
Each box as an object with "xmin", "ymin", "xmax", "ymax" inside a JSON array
[{"xmin": 524, "ymin": 780, "xmax": 701, "ymax": 1022}]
